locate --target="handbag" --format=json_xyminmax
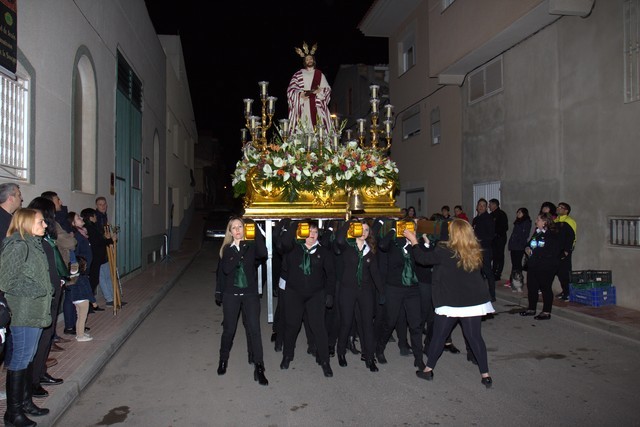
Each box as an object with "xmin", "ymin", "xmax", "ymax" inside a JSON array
[{"xmin": 0, "ymin": 294, "xmax": 11, "ymax": 328}]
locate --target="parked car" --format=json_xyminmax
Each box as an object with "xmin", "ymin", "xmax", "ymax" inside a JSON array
[{"xmin": 203, "ymin": 209, "xmax": 234, "ymax": 241}]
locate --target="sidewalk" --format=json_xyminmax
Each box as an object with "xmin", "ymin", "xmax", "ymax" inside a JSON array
[
  {"xmin": 0, "ymin": 211, "xmax": 206, "ymax": 426},
  {"xmin": 2, "ymin": 212, "xmax": 640, "ymax": 425}
]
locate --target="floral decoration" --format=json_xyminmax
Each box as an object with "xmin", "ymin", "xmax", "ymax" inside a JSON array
[{"xmin": 232, "ymin": 130, "xmax": 399, "ymax": 202}]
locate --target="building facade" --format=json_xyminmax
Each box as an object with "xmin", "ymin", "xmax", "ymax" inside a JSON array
[
  {"xmin": 0, "ymin": 0, "xmax": 195, "ymax": 275},
  {"xmin": 360, "ymin": 0, "xmax": 640, "ymax": 309}
]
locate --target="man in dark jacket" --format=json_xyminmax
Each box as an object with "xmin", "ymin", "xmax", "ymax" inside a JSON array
[
  {"xmin": 472, "ymin": 199, "xmax": 496, "ymax": 302},
  {"xmin": 489, "ymin": 199, "xmax": 509, "ymax": 281}
]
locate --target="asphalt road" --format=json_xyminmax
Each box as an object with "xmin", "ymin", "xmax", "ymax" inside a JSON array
[{"xmin": 56, "ymin": 240, "xmax": 640, "ymax": 426}]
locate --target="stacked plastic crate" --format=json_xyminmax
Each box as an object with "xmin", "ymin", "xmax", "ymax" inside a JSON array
[{"xmin": 569, "ymin": 270, "xmax": 616, "ymax": 307}]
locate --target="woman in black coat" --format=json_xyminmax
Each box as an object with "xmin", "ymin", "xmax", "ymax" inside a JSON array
[
  {"xmin": 519, "ymin": 213, "xmax": 563, "ymax": 320},
  {"xmin": 508, "ymin": 208, "xmax": 532, "ymax": 277},
  {"xmin": 407, "ymin": 219, "xmax": 495, "ymax": 388},
  {"xmin": 215, "ymin": 217, "xmax": 268, "ymax": 385},
  {"xmin": 334, "ymin": 220, "xmax": 383, "ymax": 372}
]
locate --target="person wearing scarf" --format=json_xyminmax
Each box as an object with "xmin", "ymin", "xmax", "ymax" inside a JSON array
[
  {"xmin": 215, "ymin": 217, "xmax": 268, "ymax": 385},
  {"xmin": 374, "ymin": 218, "xmax": 426, "ymax": 372},
  {"xmin": 278, "ymin": 220, "xmax": 336, "ymax": 378},
  {"xmin": 334, "ymin": 220, "xmax": 383, "ymax": 372}
]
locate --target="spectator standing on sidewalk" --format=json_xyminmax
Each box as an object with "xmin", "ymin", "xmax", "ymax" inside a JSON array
[
  {"xmin": 82, "ymin": 206, "xmax": 116, "ymax": 307},
  {"xmin": 507, "ymin": 208, "xmax": 532, "ymax": 281},
  {"xmin": 489, "ymin": 199, "xmax": 508, "ymax": 281},
  {"xmin": 0, "ymin": 208, "xmax": 53, "ymax": 424},
  {"xmin": 472, "ymin": 199, "xmax": 496, "ymax": 302},
  {"xmin": 554, "ymin": 202, "xmax": 577, "ymax": 300}
]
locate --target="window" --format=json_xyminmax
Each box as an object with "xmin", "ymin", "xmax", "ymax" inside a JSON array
[
  {"xmin": 153, "ymin": 131, "xmax": 159, "ymax": 204},
  {"xmin": 624, "ymin": 0, "xmax": 640, "ymax": 103},
  {"xmin": 610, "ymin": 216, "xmax": 640, "ymax": 246},
  {"xmin": 402, "ymin": 105, "xmax": 421, "ymax": 140},
  {"xmin": 468, "ymin": 56, "xmax": 503, "ymax": 104},
  {"xmin": 0, "ymin": 73, "xmax": 29, "ymax": 180},
  {"xmin": 430, "ymin": 107, "xmax": 441, "ymax": 145},
  {"xmin": 399, "ymin": 28, "xmax": 416, "ymax": 75},
  {"xmin": 72, "ymin": 53, "xmax": 97, "ymax": 193}
]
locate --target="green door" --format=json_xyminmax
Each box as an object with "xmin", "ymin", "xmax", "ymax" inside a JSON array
[{"xmin": 115, "ymin": 53, "xmax": 142, "ymax": 276}]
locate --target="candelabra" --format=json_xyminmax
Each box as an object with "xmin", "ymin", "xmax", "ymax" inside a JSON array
[
  {"xmin": 356, "ymin": 84, "xmax": 394, "ymax": 151},
  {"xmin": 241, "ymin": 81, "xmax": 277, "ymax": 153}
]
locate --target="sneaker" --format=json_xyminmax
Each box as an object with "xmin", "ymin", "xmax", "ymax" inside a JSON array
[
  {"xmin": 84, "ymin": 333, "xmax": 92, "ymax": 339},
  {"xmin": 503, "ymin": 280, "xmax": 511, "ymax": 287},
  {"xmin": 76, "ymin": 335, "xmax": 93, "ymax": 342}
]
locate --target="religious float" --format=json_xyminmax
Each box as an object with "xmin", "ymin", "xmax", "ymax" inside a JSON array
[
  {"xmin": 230, "ymin": 44, "xmax": 404, "ymax": 321},
  {"xmin": 232, "ymin": 81, "xmax": 402, "ymax": 220}
]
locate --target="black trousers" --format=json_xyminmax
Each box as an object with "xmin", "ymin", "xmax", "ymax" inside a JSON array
[
  {"xmin": 481, "ymin": 246, "xmax": 496, "ymax": 301},
  {"xmin": 32, "ymin": 285, "xmax": 63, "ymax": 383},
  {"xmin": 527, "ymin": 268, "xmax": 555, "ymax": 313},
  {"xmin": 491, "ymin": 235, "xmax": 507, "ymax": 280},
  {"xmin": 283, "ymin": 287, "xmax": 329, "ymax": 364},
  {"xmin": 337, "ymin": 286, "xmax": 375, "ymax": 361},
  {"xmin": 378, "ymin": 286, "xmax": 423, "ymax": 366},
  {"xmin": 219, "ymin": 293, "xmax": 264, "ymax": 364},
  {"xmin": 556, "ymin": 253, "xmax": 572, "ymax": 296},
  {"xmin": 426, "ymin": 315, "xmax": 489, "ymax": 374},
  {"xmin": 510, "ymin": 250, "xmax": 526, "ymax": 274}
]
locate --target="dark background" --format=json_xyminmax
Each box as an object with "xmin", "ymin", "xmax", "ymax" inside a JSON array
[{"xmin": 144, "ymin": 0, "xmax": 388, "ymax": 141}]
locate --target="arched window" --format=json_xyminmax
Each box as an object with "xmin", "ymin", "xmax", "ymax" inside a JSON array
[{"xmin": 72, "ymin": 52, "xmax": 97, "ymax": 193}]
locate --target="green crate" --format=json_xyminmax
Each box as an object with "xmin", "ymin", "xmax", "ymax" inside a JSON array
[{"xmin": 570, "ymin": 282, "xmax": 613, "ymax": 290}]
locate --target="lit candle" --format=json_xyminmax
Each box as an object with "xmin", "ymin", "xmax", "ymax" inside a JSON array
[
  {"xmin": 279, "ymin": 119, "xmax": 290, "ymax": 135},
  {"xmin": 267, "ymin": 96, "xmax": 277, "ymax": 115},
  {"xmin": 243, "ymin": 98, "xmax": 253, "ymax": 118},
  {"xmin": 370, "ymin": 98, "xmax": 379, "ymax": 114},
  {"xmin": 249, "ymin": 115, "xmax": 259, "ymax": 131},
  {"xmin": 384, "ymin": 120, "xmax": 392, "ymax": 137},
  {"xmin": 369, "ymin": 84, "xmax": 379, "ymax": 99},
  {"xmin": 331, "ymin": 114, "xmax": 339, "ymax": 130},
  {"xmin": 258, "ymin": 81, "xmax": 269, "ymax": 98},
  {"xmin": 357, "ymin": 118, "xmax": 366, "ymax": 136},
  {"xmin": 240, "ymin": 128, "xmax": 248, "ymax": 143},
  {"xmin": 385, "ymin": 104, "xmax": 394, "ymax": 120}
]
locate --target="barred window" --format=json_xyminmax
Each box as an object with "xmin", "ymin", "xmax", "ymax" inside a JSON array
[{"xmin": 0, "ymin": 73, "xmax": 29, "ymax": 181}]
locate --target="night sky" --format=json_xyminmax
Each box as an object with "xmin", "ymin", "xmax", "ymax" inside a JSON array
[{"xmin": 144, "ymin": 0, "xmax": 388, "ymax": 143}]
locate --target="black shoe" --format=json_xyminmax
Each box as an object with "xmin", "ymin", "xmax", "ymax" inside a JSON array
[
  {"xmin": 481, "ymin": 376, "xmax": 493, "ymax": 388},
  {"xmin": 534, "ymin": 313, "xmax": 551, "ymax": 320},
  {"xmin": 248, "ymin": 352, "xmax": 254, "ymax": 365},
  {"xmin": 416, "ymin": 369, "xmax": 434, "ymax": 381},
  {"xmin": 338, "ymin": 354, "xmax": 347, "ymax": 367},
  {"xmin": 443, "ymin": 343, "xmax": 460, "ymax": 354},
  {"xmin": 467, "ymin": 353, "xmax": 478, "ymax": 365},
  {"xmin": 366, "ymin": 359, "xmax": 379, "ymax": 372},
  {"xmin": 63, "ymin": 328, "xmax": 76, "ymax": 335},
  {"xmin": 414, "ymin": 359, "xmax": 426, "ymax": 371},
  {"xmin": 39, "ymin": 373, "xmax": 63, "ymax": 386},
  {"xmin": 217, "ymin": 360, "xmax": 227, "ymax": 375},
  {"xmin": 106, "ymin": 301, "xmax": 114, "ymax": 306},
  {"xmin": 321, "ymin": 362, "xmax": 333, "ymax": 377},
  {"xmin": 329, "ymin": 346, "xmax": 335, "ymax": 358},
  {"xmin": 254, "ymin": 363, "xmax": 269, "ymax": 386},
  {"xmin": 360, "ymin": 355, "xmax": 366, "ymax": 362},
  {"xmin": 270, "ymin": 332, "xmax": 277, "ymax": 342},
  {"xmin": 519, "ymin": 310, "xmax": 536, "ymax": 317},
  {"xmin": 376, "ymin": 351, "xmax": 387, "ymax": 364},
  {"xmin": 399, "ymin": 347, "xmax": 412, "ymax": 356},
  {"xmin": 23, "ymin": 397, "xmax": 50, "ymax": 416},
  {"xmin": 92, "ymin": 305, "xmax": 105, "ymax": 312},
  {"xmin": 280, "ymin": 356, "xmax": 292, "ymax": 370},
  {"xmin": 347, "ymin": 337, "xmax": 361, "ymax": 355},
  {"xmin": 32, "ymin": 384, "xmax": 49, "ymax": 398}
]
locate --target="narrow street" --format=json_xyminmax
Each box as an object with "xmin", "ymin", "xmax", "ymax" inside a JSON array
[{"xmin": 56, "ymin": 240, "xmax": 640, "ymax": 426}]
